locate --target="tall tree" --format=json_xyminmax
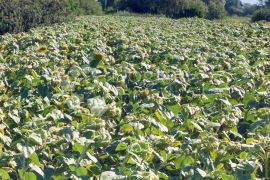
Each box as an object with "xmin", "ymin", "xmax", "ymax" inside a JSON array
[
  {"xmin": 225, "ymin": 0, "xmax": 243, "ymax": 15},
  {"xmin": 205, "ymin": 0, "xmax": 227, "ymax": 19}
]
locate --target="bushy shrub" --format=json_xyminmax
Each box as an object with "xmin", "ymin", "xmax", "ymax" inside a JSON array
[
  {"xmin": 80, "ymin": 0, "xmax": 103, "ymax": 15},
  {"xmin": 183, "ymin": 0, "xmax": 207, "ymax": 18},
  {"xmin": 111, "ymin": 0, "xmax": 207, "ymax": 18},
  {"xmin": 252, "ymin": 7, "xmax": 270, "ymax": 22},
  {"xmin": 242, "ymin": 4, "xmax": 259, "ymax": 16},
  {"xmin": 0, "ymin": 0, "xmax": 66, "ymax": 34},
  {"xmin": 0, "ymin": 0, "xmax": 102, "ymax": 35},
  {"xmin": 63, "ymin": 0, "xmax": 102, "ymax": 16},
  {"xmin": 207, "ymin": 0, "xmax": 226, "ymax": 19},
  {"xmin": 102, "ymin": 0, "xmax": 226, "ymax": 20}
]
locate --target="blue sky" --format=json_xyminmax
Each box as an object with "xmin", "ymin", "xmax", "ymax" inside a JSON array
[{"xmin": 241, "ymin": 0, "xmax": 258, "ymax": 4}]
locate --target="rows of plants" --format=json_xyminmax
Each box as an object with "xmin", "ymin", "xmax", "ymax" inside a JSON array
[{"xmin": 0, "ymin": 16, "xmax": 269, "ymax": 179}]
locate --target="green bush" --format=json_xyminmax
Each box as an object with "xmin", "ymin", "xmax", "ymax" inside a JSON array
[
  {"xmin": 0, "ymin": 0, "xmax": 66, "ymax": 34},
  {"xmin": 0, "ymin": 0, "xmax": 102, "ymax": 35},
  {"xmin": 102, "ymin": 0, "xmax": 226, "ymax": 20},
  {"xmin": 80, "ymin": 0, "xmax": 102, "ymax": 15},
  {"xmin": 252, "ymin": 7, "xmax": 270, "ymax": 22},
  {"xmin": 110, "ymin": 0, "xmax": 207, "ymax": 18},
  {"xmin": 207, "ymin": 0, "xmax": 226, "ymax": 19},
  {"xmin": 183, "ymin": 0, "xmax": 207, "ymax": 18},
  {"xmin": 63, "ymin": 0, "xmax": 102, "ymax": 16}
]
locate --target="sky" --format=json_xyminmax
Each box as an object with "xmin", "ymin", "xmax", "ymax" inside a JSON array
[{"xmin": 241, "ymin": 0, "xmax": 258, "ymax": 4}]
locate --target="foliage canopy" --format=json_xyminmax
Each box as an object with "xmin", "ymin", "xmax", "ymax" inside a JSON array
[
  {"xmin": 100, "ymin": 0, "xmax": 227, "ymax": 19},
  {"xmin": 0, "ymin": 0, "xmax": 102, "ymax": 34}
]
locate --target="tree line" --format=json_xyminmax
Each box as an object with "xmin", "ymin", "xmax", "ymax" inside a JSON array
[
  {"xmin": 251, "ymin": 0, "xmax": 270, "ymax": 21},
  {"xmin": 100, "ymin": 0, "xmax": 227, "ymax": 19},
  {"xmin": 0, "ymin": 0, "xmax": 269, "ymax": 35},
  {"xmin": 99, "ymin": 0, "xmax": 270, "ymax": 20}
]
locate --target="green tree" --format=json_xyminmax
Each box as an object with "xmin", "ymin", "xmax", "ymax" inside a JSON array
[
  {"xmin": 252, "ymin": 7, "xmax": 270, "ymax": 21},
  {"xmin": 100, "ymin": 0, "xmax": 227, "ymax": 19},
  {"xmin": 0, "ymin": 0, "xmax": 102, "ymax": 35},
  {"xmin": 242, "ymin": 3, "xmax": 259, "ymax": 16},
  {"xmin": 206, "ymin": 0, "xmax": 227, "ymax": 19},
  {"xmin": 252, "ymin": 0, "xmax": 270, "ymax": 21},
  {"xmin": 63, "ymin": 0, "xmax": 102, "ymax": 15},
  {"xmin": 108, "ymin": 0, "xmax": 209, "ymax": 18},
  {"xmin": 225, "ymin": 0, "xmax": 243, "ymax": 15}
]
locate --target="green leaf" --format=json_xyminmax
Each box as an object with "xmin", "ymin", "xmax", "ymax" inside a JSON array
[
  {"xmin": 127, "ymin": 157, "xmax": 137, "ymax": 165},
  {"xmin": 76, "ymin": 167, "xmax": 88, "ymax": 176},
  {"xmin": 239, "ymin": 152, "xmax": 248, "ymax": 159},
  {"xmin": 87, "ymin": 98, "xmax": 108, "ymax": 117},
  {"xmin": 246, "ymin": 138, "xmax": 255, "ymax": 145},
  {"xmin": 72, "ymin": 143, "xmax": 84, "ymax": 153},
  {"xmin": 204, "ymin": 120, "xmax": 221, "ymax": 127},
  {"xmin": 29, "ymin": 133, "xmax": 43, "ymax": 146},
  {"xmin": 17, "ymin": 143, "xmax": 35, "ymax": 158},
  {"xmin": 157, "ymin": 171, "xmax": 169, "ymax": 180},
  {"xmin": 130, "ymin": 122, "xmax": 144, "ymax": 130},
  {"xmin": 49, "ymin": 109, "xmax": 64, "ymax": 121},
  {"xmin": 175, "ymin": 155, "xmax": 195, "ymax": 169},
  {"xmin": 166, "ymin": 103, "xmax": 181, "ymax": 115},
  {"xmin": 24, "ymin": 172, "xmax": 37, "ymax": 180},
  {"xmin": 8, "ymin": 109, "xmax": 20, "ymax": 124},
  {"xmin": 115, "ymin": 143, "xmax": 128, "ymax": 151},
  {"xmin": 69, "ymin": 165, "xmax": 76, "ymax": 171},
  {"xmin": 0, "ymin": 169, "xmax": 10, "ymax": 179},
  {"xmin": 190, "ymin": 121, "xmax": 203, "ymax": 132},
  {"xmin": 160, "ymin": 151, "xmax": 168, "ymax": 162},
  {"xmin": 210, "ymin": 150, "xmax": 218, "ymax": 161},
  {"xmin": 151, "ymin": 118, "xmax": 168, "ymax": 132},
  {"xmin": 120, "ymin": 124, "xmax": 134, "ymax": 133},
  {"xmin": 249, "ymin": 119, "xmax": 268, "ymax": 132},
  {"xmin": 52, "ymin": 176, "xmax": 66, "ymax": 180},
  {"xmin": 25, "ymin": 172, "xmax": 37, "ymax": 180},
  {"xmin": 86, "ymin": 152, "xmax": 98, "ymax": 163},
  {"xmin": 154, "ymin": 110, "xmax": 167, "ymax": 126},
  {"xmin": 19, "ymin": 170, "xmax": 37, "ymax": 180},
  {"xmin": 196, "ymin": 168, "xmax": 207, "ymax": 177},
  {"xmin": 29, "ymin": 163, "xmax": 44, "ymax": 177},
  {"xmin": 117, "ymin": 166, "xmax": 132, "ymax": 176},
  {"xmin": 243, "ymin": 92, "xmax": 257, "ymax": 107},
  {"xmin": 89, "ymin": 165, "xmax": 102, "ymax": 175},
  {"xmin": 29, "ymin": 153, "xmax": 41, "ymax": 167}
]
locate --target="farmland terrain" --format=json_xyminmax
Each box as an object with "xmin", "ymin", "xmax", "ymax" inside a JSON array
[{"xmin": 0, "ymin": 16, "xmax": 270, "ymax": 179}]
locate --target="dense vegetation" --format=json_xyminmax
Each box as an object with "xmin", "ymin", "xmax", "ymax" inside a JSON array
[
  {"xmin": 100, "ymin": 0, "xmax": 227, "ymax": 19},
  {"xmin": 252, "ymin": 0, "xmax": 270, "ymax": 21},
  {"xmin": 0, "ymin": 15, "xmax": 269, "ymax": 179},
  {"xmin": 0, "ymin": 0, "xmax": 102, "ymax": 35},
  {"xmin": 252, "ymin": 7, "xmax": 270, "ymax": 21},
  {"xmin": 100, "ymin": 0, "xmax": 270, "ymax": 21}
]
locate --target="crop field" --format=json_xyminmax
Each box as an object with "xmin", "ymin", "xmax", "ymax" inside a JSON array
[{"xmin": 0, "ymin": 16, "xmax": 270, "ymax": 179}]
